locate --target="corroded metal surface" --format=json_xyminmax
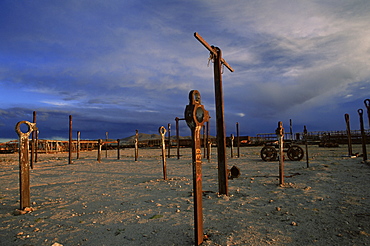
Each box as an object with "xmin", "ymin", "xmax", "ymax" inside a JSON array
[
  {"xmin": 344, "ymin": 114, "xmax": 353, "ymax": 156},
  {"xmin": 15, "ymin": 120, "xmax": 38, "ymax": 210},
  {"xmin": 276, "ymin": 121, "xmax": 284, "ymax": 185},
  {"xmin": 159, "ymin": 126, "xmax": 167, "ymax": 180},
  {"xmin": 358, "ymin": 109, "xmax": 367, "ymax": 161}
]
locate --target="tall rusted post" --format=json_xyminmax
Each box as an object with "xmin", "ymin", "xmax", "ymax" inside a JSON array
[
  {"xmin": 289, "ymin": 119, "xmax": 293, "ymax": 140},
  {"xmin": 230, "ymin": 134, "xmax": 234, "ymax": 158},
  {"xmin": 30, "ymin": 111, "xmax": 36, "ymax": 169},
  {"xmin": 15, "ymin": 121, "xmax": 37, "ymax": 210},
  {"xmin": 304, "ymin": 126, "xmax": 309, "ymax": 168},
  {"xmin": 69, "ymin": 115, "xmax": 73, "ymax": 164},
  {"xmin": 206, "ymin": 121, "xmax": 210, "ymax": 160},
  {"xmin": 159, "ymin": 126, "xmax": 167, "ymax": 180},
  {"xmin": 236, "ymin": 122, "xmax": 240, "ymax": 158},
  {"xmin": 203, "ymin": 125, "xmax": 206, "ymax": 158},
  {"xmin": 175, "ymin": 117, "xmax": 180, "ymax": 159},
  {"xmin": 105, "ymin": 132, "xmax": 108, "ymax": 158},
  {"xmin": 358, "ymin": 109, "xmax": 367, "ymax": 161},
  {"xmin": 77, "ymin": 131, "xmax": 81, "ymax": 160},
  {"xmin": 34, "ymin": 129, "xmax": 38, "ymax": 163},
  {"xmin": 135, "ymin": 130, "xmax": 139, "ymax": 161},
  {"xmin": 276, "ymin": 121, "xmax": 284, "ymax": 185},
  {"xmin": 97, "ymin": 139, "xmax": 102, "ymax": 163},
  {"xmin": 364, "ymin": 99, "xmax": 370, "ymax": 129},
  {"xmin": 344, "ymin": 114, "xmax": 353, "ymax": 156},
  {"xmin": 185, "ymin": 90, "xmax": 209, "ymax": 245},
  {"xmin": 167, "ymin": 124, "xmax": 171, "ymax": 158},
  {"xmin": 117, "ymin": 139, "xmax": 121, "ymax": 160},
  {"xmin": 194, "ymin": 32, "xmax": 233, "ymax": 195}
]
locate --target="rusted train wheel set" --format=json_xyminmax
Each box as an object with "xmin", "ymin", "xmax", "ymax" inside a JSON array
[{"xmin": 260, "ymin": 145, "xmax": 304, "ymax": 162}]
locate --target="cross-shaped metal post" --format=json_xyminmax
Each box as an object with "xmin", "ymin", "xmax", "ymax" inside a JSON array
[{"xmin": 194, "ymin": 32, "xmax": 234, "ymax": 195}]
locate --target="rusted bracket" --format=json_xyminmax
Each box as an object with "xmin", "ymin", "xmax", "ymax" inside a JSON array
[
  {"xmin": 275, "ymin": 121, "xmax": 284, "ymax": 185},
  {"xmin": 185, "ymin": 90, "xmax": 209, "ymax": 245},
  {"xmin": 159, "ymin": 126, "xmax": 167, "ymax": 180},
  {"xmin": 194, "ymin": 32, "xmax": 234, "ymax": 72},
  {"xmin": 358, "ymin": 109, "xmax": 368, "ymax": 161},
  {"xmin": 15, "ymin": 121, "xmax": 38, "ymax": 210}
]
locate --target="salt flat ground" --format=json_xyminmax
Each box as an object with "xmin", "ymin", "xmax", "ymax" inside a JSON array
[{"xmin": 1, "ymin": 145, "xmax": 370, "ymax": 246}]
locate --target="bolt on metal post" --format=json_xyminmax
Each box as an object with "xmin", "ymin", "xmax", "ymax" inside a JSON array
[
  {"xmin": 159, "ymin": 126, "xmax": 167, "ymax": 180},
  {"xmin": 15, "ymin": 121, "xmax": 38, "ymax": 210},
  {"xmin": 276, "ymin": 121, "xmax": 284, "ymax": 185}
]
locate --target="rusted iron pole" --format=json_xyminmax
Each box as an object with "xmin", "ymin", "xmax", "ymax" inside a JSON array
[
  {"xmin": 344, "ymin": 114, "xmax": 353, "ymax": 156},
  {"xmin": 206, "ymin": 121, "xmax": 210, "ymax": 161},
  {"xmin": 159, "ymin": 126, "xmax": 167, "ymax": 180},
  {"xmin": 236, "ymin": 122, "xmax": 240, "ymax": 158},
  {"xmin": 185, "ymin": 90, "xmax": 209, "ymax": 245},
  {"xmin": 69, "ymin": 115, "xmax": 73, "ymax": 164},
  {"xmin": 30, "ymin": 111, "xmax": 36, "ymax": 169},
  {"xmin": 77, "ymin": 131, "xmax": 81, "ymax": 160},
  {"xmin": 203, "ymin": 125, "xmax": 206, "ymax": 158},
  {"xmin": 304, "ymin": 126, "xmax": 309, "ymax": 168},
  {"xmin": 34, "ymin": 129, "xmax": 38, "ymax": 163},
  {"xmin": 15, "ymin": 121, "xmax": 37, "ymax": 210},
  {"xmin": 97, "ymin": 139, "xmax": 102, "ymax": 163},
  {"xmin": 230, "ymin": 134, "xmax": 234, "ymax": 158},
  {"xmin": 135, "ymin": 130, "xmax": 139, "ymax": 161},
  {"xmin": 105, "ymin": 132, "xmax": 108, "ymax": 158},
  {"xmin": 276, "ymin": 121, "xmax": 285, "ymax": 185},
  {"xmin": 289, "ymin": 119, "xmax": 293, "ymax": 140},
  {"xmin": 358, "ymin": 109, "xmax": 367, "ymax": 161},
  {"xmin": 175, "ymin": 117, "xmax": 185, "ymax": 159},
  {"xmin": 194, "ymin": 32, "xmax": 233, "ymax": 196},
  {"xmin": 117, "ymin": 139, "xmax": 121, "ymax": 160},
  {"xmin": 167, "ymin": 124, "xmax": 171, "ymax": 158},
  {"xmin": 364, "ymin": 99, "xmax": 370, "ymax": 129}
]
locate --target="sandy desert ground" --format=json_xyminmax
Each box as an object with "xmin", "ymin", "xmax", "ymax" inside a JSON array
[{"xmin": 1, "ymin": 144, "xmax": 370, "ymax": 246}]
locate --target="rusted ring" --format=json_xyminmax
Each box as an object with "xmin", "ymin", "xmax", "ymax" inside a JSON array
[
  {"xmin": 158, "ymin": 126, "xmax": 167, "ymax": 136},
  {"xmin": 15, "ymin": 121, "xmax": 37, "ymax": 137}
]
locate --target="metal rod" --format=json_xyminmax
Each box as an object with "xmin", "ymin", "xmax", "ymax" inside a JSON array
[
  {"xmin": 203, "ymin": 125, "xmax": 206, "ymax": 158},
  {"xmin": 230, "ymin": 134, "xmax": 234, "ymax": 158},
  {"xmin": 77, "ymin": 131, "xmax": 81, "ymax": 159},
  {"xmin": 167, "ymin": 124, "xmax": 171, "ymax": 158},
  {"xmin": 30, "ymin": 111, "xmax": 36, "ymax": 169},
  {"xmin": 117, "ymin": 138, "xmax": 120, "ymax": 160},
  {"xmin": 159, "ymin": 126, "xmax": 167, "ymax": 180},
  {"xmin": 105, "ymin": 132, "xmax": 108, "ymax": 158},
  {"xmin": 276, "ymin": 121, "xmax": 284, "ymax": 185},
  {"xmin": 135, "ymin": 130, "xmax": 139, "ymax": 161},
  {"xmin": 69, "ymin": 115, "xmax": 72, "ymax": 164},
  {"xmin": 358, "ymin": 109, "xmax": 368, "ymax": 161},
  {"xmin": 97, "ymin": 139, "xmax": 102, "ymax": 163},
  {"xmin": 206, "ymin": 121, "xmax": 210, "ymax": 160},
  {"xmin": 304, "ymin": 126, "xmax": 309, "ymax": 168},
  {"xmin": 344, "ymin": 114, "xmax": 353, "ymax": 156},
  {"xmin": 236, "ymin": 122, "xmax": 240, "ymax": 158},
  {"xmin": 15, "ymin": 121, "xmax": 37, "ymax": 210}
]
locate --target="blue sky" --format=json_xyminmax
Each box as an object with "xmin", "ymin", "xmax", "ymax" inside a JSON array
[{"xmin": 1, "ymin": 0, "xmax": 370, "ymax": 141}]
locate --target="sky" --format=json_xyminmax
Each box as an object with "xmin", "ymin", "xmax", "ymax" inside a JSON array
[{"xmin": 1, "ymin": 0, "xmax": 370, "ymax": 141}]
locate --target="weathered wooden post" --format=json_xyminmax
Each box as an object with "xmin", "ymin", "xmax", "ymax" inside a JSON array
[
  {"xmin": 159, "ymin": 126, "xmax": 167, "ymax": 180},
  {"xmin": 344, "ymin": 114, "xmax": 353, "ymax": 156},
  {"xmin": 303, "ymin": 126, "xmax": 309, "ymax": 168},
  {"xmin": 135, "ymin": 129, "xmax": 139, "ymax": 161},
  {"xmin": 358, "ymin": 109, "xmax": 367, "ymax": 161},
  {"xmin": 117, "ymin": 139, "xmax": 121, "ymax": 160},
  {"xmin": 276, "ymin": 121, "xmax": 284, "ymax": 185},
  {"xmin": 15, "ymin": 121, "xmax": 37, "ymax": 210},
  {"xmin": 68, "ymin": 115, "xmax": 73, "ymax": 164},
  {"xmin": 97, "ymin": 139, "xmax": 102, "ymax": 163},
  {"xmin": 194, "ymin": 32, "xmax": 233, "ymax": 195},
  {"xmin": 185, "ymin": 90, "xmax": 209, "ymax": 245}
]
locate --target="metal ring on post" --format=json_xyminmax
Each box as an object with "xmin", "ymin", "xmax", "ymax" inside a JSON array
[{"xmin": 15, "ymin": 121, "xmax": 38, "ymax": 137}]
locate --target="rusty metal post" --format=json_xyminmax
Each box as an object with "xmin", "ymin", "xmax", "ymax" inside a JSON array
[
  {"xmin": 364, "ymin": 99, "xmax": 370, "ymax": 129},
  {"xmin": 159, "ymin": 126, "xmax": 167, "ymax": 180},
  {"xmin": 15, "ymin": 121, "xmax": 37, "ymax": 210},
  {"xmin": 276, "ymin": 121, "xmax": 284, "ymax": 185},
  {"xmin": 97, "ymin": 139, "xmax": 102, "ymax": 163},
  {"xmin": 358, "ymin": 109, "xmax": 368, "ymax": 161},
  {"xmin": 236, "ymin": 122, "xmax": 240, "ymax": 158},
  {"xmin": 34, "ymin": 129, "xmax": 39, "ymax": 163},
  {"xmin": 194, "ymin": 32, "xmax": 233, "ymax": 196},
  {"xmin": 135, "ymin": 130, "xmax": 139, "ymax": 161},
  {"xmin": 304, "ymin": 126, "xmax": 309, "ymax": 168},
  {"xmin": 175, "ymin": 117, "xmax": 180, "ymax": 159},
  {"xmin": 206, "ymin": 121, "xmax": 210, "ymax": 161},
  {"xmin": 30, "ymin": 111, "xmax": 36, "ymax": 169},
  {"xmin": 105, "ymin": 132, "xmax": 108, "ymax": 158},
  {"xmin": 117, "ymin": 139, "xmax": 121, "ymax": 160},
  {"xmin": 208, "ymin": 140, "xmax": 212, "ymax": 163},
  {"xmin": 77, "ymin": 131, "xmax": 81, "ymax": 160},
  {"xmin": 344, "ymin": 114, "xmax": 353, "ymax": 156},
  {"xmin": 230, "ymin": 134, "xmax": 234, "ymax": 158},
  {"xmin": 185, "ymin": 90, "xmax": 209, "ymax": 245},
  {"xmin": 167, "ymin": 124, "xmax": 171, "ymax": 158},
  {"xmin": 69, "ymin": 115, "xmax": 73, "ymax": 164},
  {"xmin": 203, "ymin": 125, "xmax": 206, "ymax": 158},
  {"xmin": 289, "ymin": 119, "xmax": 293, "ymax": 140}
]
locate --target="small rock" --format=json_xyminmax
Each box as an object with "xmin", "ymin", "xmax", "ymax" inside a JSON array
[{"xmin": 291, "ymin": 221, "xmax": 298, "ymax": 226}]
